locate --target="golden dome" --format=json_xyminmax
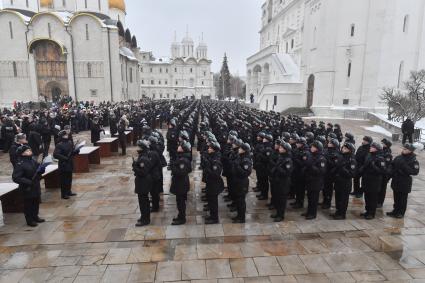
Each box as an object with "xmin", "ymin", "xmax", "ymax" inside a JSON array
[
  {"xmin": 40, "ymin": 0, "xmax": 53, "ymax": 7},
  {"xmin": 109, "ymin": 0, "xmax": 126, "ymax": 12}
]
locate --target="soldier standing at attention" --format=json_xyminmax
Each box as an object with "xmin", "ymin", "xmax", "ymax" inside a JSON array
[
  {"xmin": 204, "ymin": 141, "xmax": 224, "ymax": 224},
  {"xmin": 170, "ymin": 141, "xmax": 192, "ymax": 225},
  {"xmin": 387, "ymin": 143, "xmax": 420, "ymax": 218}
]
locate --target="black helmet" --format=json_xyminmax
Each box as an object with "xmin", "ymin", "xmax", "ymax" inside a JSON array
[
  {"xmin": 296, "ymin": 137, "xmax": 307, "ymax": 145},
  {"xmin": 363, "ymin": 136, "xmax": 373, "ymax": 144},
  {"xmin": 305, "ymin": 132, "xmax": 315, "ymax": 141},
  {"xmin": 209, "ymin": 141, "xmax": 221, "ymax": 151},
  {"xmin": 370, "ymin": 142, "xmax": 383, "ymax": 151},
  {"xmin": 16, "ymin": 144, "xmax": 31, "ymax": 156},
  {"xmin": 15, "ymin": 133, "xmax": 26, "ymax": 142},
  {"xmin": 258, "ymin": 131, "xmax": 266, "ymax": 139},
  {"xmin": 342, "ymin": 142, "xmax": 356, "ymax": 153},
  {"xmin": 229, "ymin": 130, "xmax": 238, "ymax": 137},
  {"xmin": 328, "ymin": 133, "xmax": 337, "ymax": 140},
  {"xmin": 179, "ymin": 131, "xmax": 189, "ymax": 141},
  {"xmin": 403, "ymin": 143, "xmax": 416, "ymax": 152},
  {"xmin": 316, "ymin": 135, "xmax": 327, "ymax": 145},
  {"xmin": 234, "ymin": 139, "xmax": 244, "ymax": 147},
  {"xmin": 281, "ymin": 132, "xmax": 291, "ymax": 141},
  {"xmin": 280, "ymin": 142, "xmax": 292, "ymax": 152},
  {"xmin": 345, "ymin": 132, "xmax": 354, "ymax": 140},
  {"xmin": 169, "ymin": 119, "xmax": 177, "ymax": 127},
  {"xmin": 275, "ymin": 139, "xmax": 284, "ymax": 146},
  {"xmin": 58, "ymin": 130, "xmax": 68, "ymax": 139},
  {"xmin": 290, "ymin": 133, "xmax": 300, "ymax": 141},
  {"xmin": 381, "ymin": 138, "xmax": 392, "ymax": 148},
  {"xmin": 311, "ymin": 141, "xmax": 324, "ymax": 152},
  {"xmin": 328, "ymin": 138, "xmax": 340, "ymax": 148},
  {"xmin": 334, "ymin": 124, "xmax": 341, "ymax": 129},
  {"xmin": 148, "ymin": 136, "xmax": 158, "ymax": 145},
  {"xmin": 137, "ymin": 139, "xmax": 150, "ymax": 150},
  {"xmin": 264, "ymin": 134, "xmax": 273, "ymax": 142},
  {"xmin": 181, "ymin": 141, "xmax": 192, "ymax": 152},
  {"xmin": 228, "ymin": 135, "xmax": 237, "ymax": 143},
  {"xmin": 240, "ymin": 143, "xmax": 251, "ymax": 152}
]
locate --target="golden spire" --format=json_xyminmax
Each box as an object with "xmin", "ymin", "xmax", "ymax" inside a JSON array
[
  {"xmin": 40, "ymin": 0, "xmax": 53, "ymax": 7},
  {"xmin": 109, "ymin": 0, "xmax": 126, "ymax": 12}
]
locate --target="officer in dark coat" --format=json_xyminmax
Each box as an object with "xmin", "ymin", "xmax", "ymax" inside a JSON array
[
  {"xmin": 231, "ymin": 142, "xmax": 252, "ymax": 223},
  {"xmin": 332, "ymin": 142, "xmax": 357, "ymax": 219},
  {"xmin": 360, "ymin": 142, "xmax": 387, "ymax": 219},
  {"xmin": 387, "ymin": 143, "xmax": 420, "ymax": 218},
  {"xmin": 53, "ymin": 131, "xmax": 79, "ymax": 199},
  {"xmin": 117, "ymin": 119, "xmax": 127, "ymax": 156},
  {"xmin": 90, "ymin": 117, "xmax": 104, "ymax": 145},
  {"xmin": 12, "ymin": 145, "xmax": 46, "ymax": 227},
  {"xmin": 147, "ymin": 136, "xmax": 163, "ymax": 212},
  {"xmin": 270, "ymin": 141, "xmax": 293, "ymax": 222},
  {"xmin": 170, "ymin": 141, "xmax": 192, "ymax": 225},
  {"xmin": 39, "ymin": 118, "xmax": 52, "ymax": 158},
  {"xmin": 204, "ymin": 141, "xmax": 224, "ymax": 224},
  {"xmin": 28, "ymin": 123, "xmax": 42, "ymax": 161},
  {"xmin": 256, "ymin": 134, "xmax": 273, "ymax": 200},
  {"xmin": 1, "ymin": 117, "xmax": 17, "ymax": 153},
  {"xmin": 378, "ymin": 139, "xmax": 393, "ymax": 208},
  {"xmin": 322, "ymin": 139, "xmax": 341, "ymax": 209},
  {"xmin": 401, "ymin": 118, "xmax": 415, "ymax": 144},
  {"xmin": 352, "ymin": 136, "xmax": 372, "ymax": 198},
  {"xmin": 302, "ymin": 141, "xmax": 327, "ymax": 220},
  {"xmin": 132, "ymin": 140, "xmax": 154, "ymax": 226},
  {"xmin": 166, "ymin": 119, "xmax": 178, "ymax": 164},
  {"xmin": 9, "ymin": 133, "xmax": 28, "ymax": 168},
  {"xmin": 291, "ymin": 137, "xmax": 308, "ymax": 209}
]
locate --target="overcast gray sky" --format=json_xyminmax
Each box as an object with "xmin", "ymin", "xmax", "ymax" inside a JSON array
[{"xmin": 126, "ymin": 0, "xmax": 262, "ymax": 75}]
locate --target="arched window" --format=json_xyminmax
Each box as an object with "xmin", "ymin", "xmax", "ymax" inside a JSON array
[
  {"xmin": 350, "ymin": 24, "xmax": 355, "ymax": 37},
  {"xmin": 12, "ymin": 61, "xmax": 17, "ymax": 77},
  {"xmin": 87, "ymin": 63, "xmax": 92, "ymax": 78},
  {"xmin": 403, "ymin": 15, "xmax": 409, "ymax": 33},
  {"xmin": 347, "ymin": 62, "xmax": 352, "ymax": 77},
  {"xmin": 398, "ymin": 61, "xmax": 404, "ymax": 88}
]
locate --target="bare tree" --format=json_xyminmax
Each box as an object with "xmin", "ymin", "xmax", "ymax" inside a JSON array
[{"xmin": 381, "ymin": 70, "xmax": 425, "ymax": 123}]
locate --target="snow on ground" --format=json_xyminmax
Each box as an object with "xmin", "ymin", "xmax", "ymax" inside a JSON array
[
  {"xmin": 362, "ymin": 125, "xmax": 392, "ymax": 137},
  {"xmin": 371, "ymin": 113, "xmax": 425, "ymax": 130}
]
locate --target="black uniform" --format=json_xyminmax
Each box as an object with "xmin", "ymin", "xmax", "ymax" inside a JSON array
[
  {"xmin": 133, "ymin": 150, "xmax": 154, "ymax": 224},
  {"xmin": 322, "ymin": 147, "xmax": 340, "ymax": 208},
  {"xmin": 231, "ymin": 151, "xmax": 252, "ymax": 222},
  {"xmin": 292, "ymin": 145, "xmax": 308, "ymax": 208},
  {"xmin": 166, "ymin": 127, "xmax": 178, "ymax": 163},
  {"xmin": 170, "ymin": 152, "xmax": 192, "ymax": 223},
  {"xmin": 378, "ymin": 147, "xmax": 393, "ymax": 206},
  {"xmin": 1, "ymin": 120, "xmax": 17, "ymax": 153},
  {"xmin": 390, "ymin": 153, "xmax": 420, "ymax": 216},
  {"xmin": 334, "ymin": 152, "xmax": 357, "ymax": 218},
  {"xmin": 53, "ymin": 138, "xmax": 78, "ymax": 198},
  {"xmin": 257, "ymin": 142, "xmax": 272, "ymax": 199},
  {"xmin": 117, "ymin": 123, "xmax": 127, "ymax": 155},
  {"xmin": 204, "ymin": 151, "xmax": 224, "ymax": 222},
  {"xmin": 353, "ymin": 143, "xmax": 370, "ymax": 196},
  {"xmin": 304, "ymin": 151, "xmax": 327, "ymax": 219},
  {"xmin": 12, "ymin": 156, "xmax": 43, "ymax": 225},
  {"xmin": 270, "ymin": 152, "xmax": 293, "ymax": 220}
]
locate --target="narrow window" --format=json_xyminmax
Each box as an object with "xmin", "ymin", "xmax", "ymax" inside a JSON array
[
  {"xmin": 403, "ymin": 15, "xmax": 409, "ymax": 33},
  {"xmin": 150, "ymin": 68, "xmax": 153, "ymax": 73},
  {"xmin": 62, "ymin": 0, "xmax": 66, "ymax": 7},
  {"xmin": 87, "ymin": 63, "xmax": 92, "ymax": 78},
  {"xmin": 190, "ymin": 68, "xmax": 193, "ymax": 73},
  {"xmin": 202, "ymin": 81, "xmax": 204, "ymax": 85},
  {"xmin": 10, "ymin": 0, "xmax": 13, "ymax": 5},
  {"xmin": 165, "ymin": 80, "xmax": 168, "ymax": 85},
  {"xmin": 85, "ymin": 24, "xmax": 89, "ymax": 40},
  {"xmin": 175, "ymin": 80, "xmax": 178, "ymax": 85},
  {"xmin": 291, "ymin": 39, "xmax": 294, "ymax": 49},
  {"xmin": 397, "ymin": 61, "xmax": 404, "ymax": 88},
  {"xmin": 12, "ymin": 62, "xmax": 17, "ymax": 77},
  {"xmin": 9, "ymin": 22, "xmax": 13, "ymax": 39},
  {"xmin": 26, "ymin": 0, "xmax": 29, "ymax": 7},
  {"xmin": 151, "ymin": 80, "xmax": 154, "ymax": 85},
  {"xmin": 158, "ymin": 80, "xmax": 161, "ymax": 85},
  {"xmin": 285, "ymin": 42, "xmax": 288, "ymax": 53},
  {"xmin": 140, "ymin": 67, "xmax": 143, "ymax": 73},
  {"xmin": 98, "ymin": 0, "xmax": 101, "ymax": 10},
  {"xmin": 48, "ymin": 23, "xmax": 52, "ymax": 38},
  {"xmin": 129, "ymin": 68, "xmax": 133, "ymax": 83},
  {"xmin": 84, "ymin": 0, "xmax": 88, "ymax": 9},
  {"xmin": 203, "ymin": 71, "xmax": 206, "ymax": 76},
  {"xmin": 141, "ymin": 79, "xmax": 144, "ymax": 84},
  {"xmin": 160, "ymin": 68, "xmax": 162, "ymax": 73},
  {"xmin": 166, "ymin": 68, "xmax": 168, "ymax": 73},
  {"xmin": 350, "ymin": 24, "xmax": 355, "ymax": 37},
  {"xmin": 175, "ymin": 67, "xmax": 177, "ymax": 72},
  {"xmin": 347, "ymin": 62, "xmax": 352, "ymax": 77}
]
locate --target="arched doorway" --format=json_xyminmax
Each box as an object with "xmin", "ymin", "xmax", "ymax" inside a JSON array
[
  {"xmin": 307, "ymin": 74, "xmax": 315, "ymax": 108},
  {"xmin": 29, "ymin": 39, "xmax": 69, "ymax": 103}
]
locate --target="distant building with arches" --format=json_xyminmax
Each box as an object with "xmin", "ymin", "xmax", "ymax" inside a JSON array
[
  {"xmin": 139, "ymin": 32, "xmax": 214, "ymax": 100},
  {"xmin": 0, "ymin": 0, "xmax": 140, "ymax": 105},
  {"xmin": 247, "ymin": 0, "xmax": 425, "ymax": 117}
]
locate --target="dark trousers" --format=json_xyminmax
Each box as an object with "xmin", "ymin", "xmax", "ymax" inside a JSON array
[
  {"xmin": 353, "ymin": 176, "xmax": 363, "ymax": 195},
  {"xmin": 269, "ymin": 181, "xmax": 276, "ymax": 207},
  {"xmin": 274, "ymin": 192, "xmax": 288, "ymax": 218},
  {"xmin": 60, "ymin": 171, "xmax": 73, "ymax": 198},
  {"xmin": 307, "ymin": 189, "xmax": 320, "ymax": 217},
  {"xmin": 3, "ymin": 137, "xmax": 13, "ymax": 153},
  {"xmin": 378, "ymin": 177, "xmax": 390, "ymax": 205},
  {"xmin": 257, "ymin": 173, "xmax": 269, "ymax": 198},
  {"xmin": 364, "ymin": 191, "xmax": 378, "ymax": 216},
  {"xmin": 138, "ymin": 193, "xmax": 150, "ymax": 221},
  {"xmin": 176, "ymin": 194, "xmax": 187, "ymax": 220},
  {"xmin": 294, "ymin": 178, "xmax": 306, "ymax": 205},
  {"xmin": 323, "ymin": 177, "xmax": 335, "ymax": 205},
  {"xmin": 24, "ymin": 197, "xmax": 40, "ymax": 224},
  {"xmin": 151, "ymin": 181, "xmax": 161, "ymax": 210},
  {"xmin": 43, "ymin": 140, "xmax": 50, "ymax": 157},
  {"xmin": 334, "ymin": 179, "xmax": 352, "ymax": 216},
  {"xmin": 234, "ymin": 192, "xmax": 246, "ymax": 220},
  {"xmin": 393, "ymin": 191, "xmax": 409, "ymax": 216},
  {"xmin": 402, "ymin": 134, "xmax": 413, "ymax": 144},
  {"xmin": 207, "ymin": 194, "xmax": 219, "ymax": 220},
  {"xmin": 119, "ymin": 140, "xmax": 126, "ymax": 155}
]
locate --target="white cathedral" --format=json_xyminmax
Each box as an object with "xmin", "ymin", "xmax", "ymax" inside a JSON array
[
  {"xmin": 0, "ymin": 0, "xmax": 140, "ymax": 105},
  {"xmin": 247, "ymin": 0, "xmax": 425, "ymax": 117},
  {"xmin": 139, "ymin": 32, "xmax": 214, "ymax": 100}
]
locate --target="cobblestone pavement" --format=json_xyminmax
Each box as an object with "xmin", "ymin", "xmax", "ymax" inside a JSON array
[{"xmin": 0, "ymin": 119, "xmax": 425, "ymax": 282}]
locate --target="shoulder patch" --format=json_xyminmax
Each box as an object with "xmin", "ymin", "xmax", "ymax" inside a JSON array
[
  {"xmin": 286, "ymin": 163, "xmax": 291, "ymax": 169},
  {"xmin": 266, "ymin": 151, "xmax": 271, "ymax": 156},
  {"xmin": 213, "ymin": 165, "xmax": 218, "ymax": 170},
  {"xmin": 351, "ymin": 164, "xmax": 356, "ymax": 170},
  {"xmin": 381, "ymin": 162, "xmax": 386, "ymax": 167},
  {"xmin": 140, "ymin": 162, "xmax": 145, "ymax": 168},
  {"xmin": 179, "ymin": 163, "xmax": 185, "ymax": 169},
  {"xmin": 244, "ymin": 164, "xmax": 249, "ymax": 170},
  {"xmin": 320, "ymin": 162, "xmax": 326, "ymax": 168},
  {"xmin": 414, "ymin": 164, "xmax": 419, "ymax": 169}
]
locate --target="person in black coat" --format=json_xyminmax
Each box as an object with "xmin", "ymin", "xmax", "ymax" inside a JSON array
[
  {"xmin": 170, "ymin": 141, "xmax": 192, "ymax": 225},
  {"xmin": 378, "ymin": 139, "xmax": 393, "ymax": 208},
  {"xmin": 291, "ymin": 137, "xmax": 309, "ymax": 209},
  {"xmin": 90, "ymin": 117, "xmax": 104, "ymax": 145},
  {"xmin": 53, "ymin": 131, "xmax": 79, "ymax": 199},
  {"xmin": 147, "ymin": 136, "xmax": 163, "ymax": 212},
  {"xmin": 402, "ymin": 118, "xmax": 415, "ymax": 144},
  {"xmin": 352, "ymin": 136, "xmax": 372, "ymax": 198},
  {"xmin": 302, "ymin": 140, "xmax": 327, "ymax": 220},
  {"xmin": 1, "ymin": 117, "xmax": 18, "ymax": 153},
  {"xmin": 322, "ymin": 139, "xmax": 341, "ymax": 209},
  {"xmin": 28, "ymin": 123, "xmax": 42, "ymax": 162},
  {"xmin": 39, "ymin": 118, "xmax": 52, "ymax": 158},
  {"xmin": 270, "ymin": 141, "xmax": 293, "ymax": 222},
  {"xmin": 359, "ymin": 142, "xmax": 387, "ymax": 219},
  {"xmin": 204, "ymin": 141, "xmax": 224, "ymax": 224},
  {"xmin": 9, "ymin": 133, "xmax": 28, "ymax": 168},
  {"xmin": 132, "ymin": 140, "xmax": 154, "ymax": 226},
  {"xmin": 166, "ymin": 119, "xmax": 178, "ymax": 164},
  {"xmin": 117, "ymin": 119, "xmax": 127, "ymax": 156},
  {"xmin": 332, "ymin": 142, "xmax": 357, "ymax": 219},
  {"xmin": 256, "ymin": 134, "xmax": 273, "ymax": 200},
  {"xmin": 231, "ymin": 142, "xmax": 252, "ymax": 223},
  {"xmin": 387, "ymin": 143, "xmax": 420, "ymax": 218},
  {"xmin": 12, "ymin": 145, "xmax": 46, "ymax": 227}
]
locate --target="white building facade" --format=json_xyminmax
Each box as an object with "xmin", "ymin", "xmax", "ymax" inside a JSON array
[
  {"xmin": 139, "ymin": 34, "xmax": 214, "ymax": 100},
  {"xmin": 0, "ymin": 0, "xmax": 140, "ymax": 106},
  {"xmin": 247, "ymin": 0, "xmax": 425, "ymax": 117}
]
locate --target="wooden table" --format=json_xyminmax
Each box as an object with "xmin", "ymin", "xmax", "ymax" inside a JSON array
[
  {"xmin": 42, "ymin": 164, "xmax": 60, "ymax": 189},
  {"xmin": 74, "ymin": 146, "xmax": 100, "ymax": 173},
  {"xmin": 95, "ymin": 137, "xmax": 119, "ymax": 157},
  {"xmin": 0, "ymin": 183, "xmax": 23, "ymax": 218},
  {"xmin": 124, "ymin": 130, "xmax": 133, "ymax": 145}
]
